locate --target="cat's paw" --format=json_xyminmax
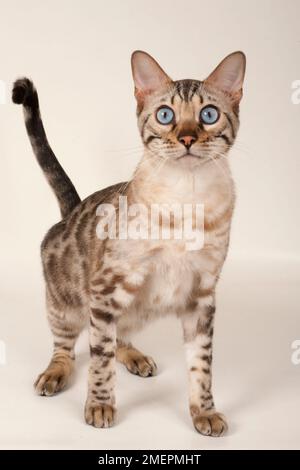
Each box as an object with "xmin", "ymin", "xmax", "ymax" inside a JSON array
[
  {"xmin": 192, "ymin": 410, "xmax": 228, "ymax": 437},
  {"xmin": 125, "ymin": 354, "xmax": 157, "ymax": 377},
  {"xmin": 117, "ymin": 343, "xmax": 157, "ymax": 377},
  {"xmin": 34, "ymin": 368, "xmax": 68, "ymax": 396},
  {"xmin": 85, "ymin": 402, "xmax": 115, "ymax": 428}
]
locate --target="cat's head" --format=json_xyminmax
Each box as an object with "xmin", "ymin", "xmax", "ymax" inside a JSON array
[{"xmin": 131, "ymin": 51, "xmax": 246, "ymax": 167}]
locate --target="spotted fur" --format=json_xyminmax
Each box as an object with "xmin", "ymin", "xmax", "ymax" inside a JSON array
[{"xmin": 12, "ymin": 50, "xmax": 245, "ymax": 434}]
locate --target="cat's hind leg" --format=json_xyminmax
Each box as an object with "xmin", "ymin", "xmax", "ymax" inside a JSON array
[
  {"xmin": 116, "ymin": 339, "xmax": 157, "ymax": 377},
  {"xmin": 116, "ymin": 313, "xmax": 157, "ymax": 377},
  {"xmin": 34, "ymin": 292, "xmax": 86, "ymax": 396}
]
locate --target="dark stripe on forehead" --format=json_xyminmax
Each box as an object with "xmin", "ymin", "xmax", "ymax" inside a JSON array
[
  {"xmin": 181, "ymin": 80, "xmax": 194, "ymax": 102},
  {"xmin": 189, "ymin": 81, "xmax": 202, "ymax": 100},
  {"xmin": 174, "ymin": 81, "xmax": 184, "ymax": 100},
  {"xmin": 172, "ymin": 80, "xmax": 202, "ymax": 103}
]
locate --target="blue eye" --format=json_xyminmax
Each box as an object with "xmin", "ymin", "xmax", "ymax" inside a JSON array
[
  {"xmin": 156, "ymin": 106, "xmax": 174, "ymax": 125},
  {"xmin": 200, "ymin": 106, "xmax": 219, "ymax": 125}
]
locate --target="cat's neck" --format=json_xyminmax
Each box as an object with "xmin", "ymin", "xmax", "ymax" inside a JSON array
[{"xmin": 129, "ymin": 150, "xmax": 234, "ymax": 207}]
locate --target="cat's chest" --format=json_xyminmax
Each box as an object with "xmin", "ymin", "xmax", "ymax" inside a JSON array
[
  {"xmin": 141, "ymin": 246, "xmax": 201, "ymax": 310},
  {"xmin": 126, "ymin": 165, "xmax": 234, "ymax": 310}
]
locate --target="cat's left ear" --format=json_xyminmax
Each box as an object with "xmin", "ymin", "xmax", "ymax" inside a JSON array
[
  {"xmin": 204, "ymin": 51, "xmax": 246, "ymax": 103},
  {"xmin": 131, "ymin": 51, "xmax": 171, "ymax": 107}
]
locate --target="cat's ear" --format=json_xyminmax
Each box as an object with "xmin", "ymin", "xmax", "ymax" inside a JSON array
[
  {"xmin": 131, "ymin": 51, "xmax": 171, "ymax": 105},
  {"xmin": 204, "ymin": 51, "xmax": 246, "ymax": 103}
]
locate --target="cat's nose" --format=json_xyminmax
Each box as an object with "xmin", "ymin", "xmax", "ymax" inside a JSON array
[{"xmin": 178, "ymin": 135, "xmax": 196, "ymax": 149}]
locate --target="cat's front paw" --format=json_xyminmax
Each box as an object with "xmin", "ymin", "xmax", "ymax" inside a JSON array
[
  {"xmin": 84, "ymin": 401, "xmax": 116, "ymax": 428},
  {"xmin": 34, "ymin": 367, "xmax": 69, "ymax": 396},
  {"xmin": 191, "ymin": 406, "xmax": 228, "ymax": 437}
]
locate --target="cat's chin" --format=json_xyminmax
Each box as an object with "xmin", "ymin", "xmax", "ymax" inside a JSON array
[{"xmin": 175, "ymin": 153, "xmax": 204, "ymax": 168}]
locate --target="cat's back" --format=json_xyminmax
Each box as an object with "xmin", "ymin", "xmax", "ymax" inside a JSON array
[
  {"xmin": 41, "ymin": 182, "xmax": 126, "ymax": 253},
  {"xmin": 39, "ymin": 182, "xmax": 127, "ymax": 302}
]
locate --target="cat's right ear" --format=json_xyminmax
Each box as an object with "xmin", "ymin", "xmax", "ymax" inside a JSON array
[{"xmin": 131, "ymin": 51, "xmax": 171, "ymax": 108}]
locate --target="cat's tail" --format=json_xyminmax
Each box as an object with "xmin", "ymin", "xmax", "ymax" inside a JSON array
[{"xmin": 12, "ymin": 78, "xmax": 81, "ymax": 219}]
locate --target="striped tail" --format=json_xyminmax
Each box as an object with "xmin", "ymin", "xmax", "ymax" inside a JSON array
[{"xmin": 12, "ymin": 78, "xmax": 80, "ymax": 218}]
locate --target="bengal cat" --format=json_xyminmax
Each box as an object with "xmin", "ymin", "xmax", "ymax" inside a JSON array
[{"xmin": 12, "ymin": 50, "xmax": 246, "ymax": 436}]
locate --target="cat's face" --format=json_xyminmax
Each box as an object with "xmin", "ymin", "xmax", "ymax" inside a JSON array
[{"xmin": 131, "ymin": 51, "xmax": 246, "ymax": 167}]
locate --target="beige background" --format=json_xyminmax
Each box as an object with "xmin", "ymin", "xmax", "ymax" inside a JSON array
[{"xmin": 0, "ymin": 0, "xmax": 299, "ymax": 449}]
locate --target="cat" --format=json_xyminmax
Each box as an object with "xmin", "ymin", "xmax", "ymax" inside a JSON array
[{"xmin": 12, "ymin": 49, "xmax": 245, "ymax": 436}]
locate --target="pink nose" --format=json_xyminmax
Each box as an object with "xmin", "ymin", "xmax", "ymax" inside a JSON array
[{"xmin": 179, "ymin": 135, "xmax": 196, "ymax": 149}]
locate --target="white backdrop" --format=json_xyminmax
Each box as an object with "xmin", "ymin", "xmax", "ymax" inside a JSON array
[
  {"xmin": 1, "ymin": 0, "xmax": 300, "ymax": 284},
  {"xmin": 0, "ymin": 0, "xmax": 300, "ymax": 450}
]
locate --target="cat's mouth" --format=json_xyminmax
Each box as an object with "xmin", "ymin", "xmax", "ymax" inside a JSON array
[{"xmin": 177, "ymin": 151, "xmax": 201, "ymax": 161}]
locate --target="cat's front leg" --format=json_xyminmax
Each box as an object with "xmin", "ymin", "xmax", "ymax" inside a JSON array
[
  {"xmin": 85, "ymin": 296, "xmax": 117, "ymax": 428},
  {"xmin": 181, "ymin": 301, "xmax": 228, "ymax": 437},
  {"xmin": 85, "ymin": 262, "xmax": 148, "ymax": 428}
]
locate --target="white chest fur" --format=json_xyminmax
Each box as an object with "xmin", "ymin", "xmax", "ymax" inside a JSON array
[{"xmin": 122, "ymin": 157, "xmax": 234, "ymax": 315}]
